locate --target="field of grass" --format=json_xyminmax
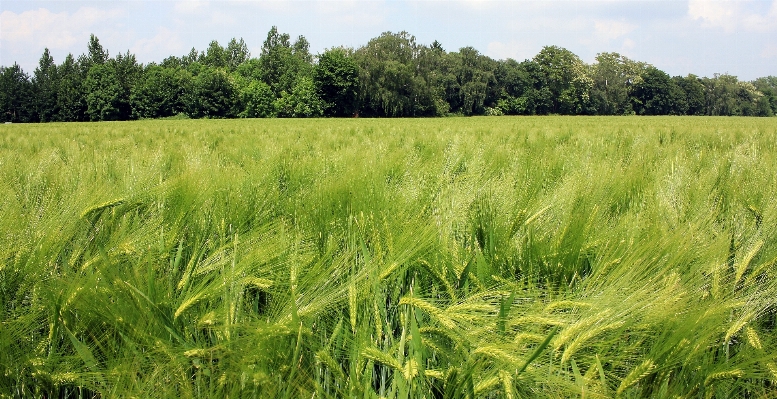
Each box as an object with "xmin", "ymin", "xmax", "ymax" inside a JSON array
[{"xmin": 2, "ymin": 116, "xmax": 777, "ymax": 398}]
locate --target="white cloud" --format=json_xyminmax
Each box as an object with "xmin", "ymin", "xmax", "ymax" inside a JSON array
[
  {"xmin": 621, "ymin": 37, "xmax": 636, "ymax": 51},
  {"xmin": 315, "ymin": 1, "xmax": 386, "ymax": 28},
  {"xmin": 688, "ymin": 0, "xmax": 739, "ymax": 31},
  {"xmin": 762, "ymin": 43, "xmax": 777, "ymax": 58},
  {"xmin": 594, "ymin": 19, "xmax": 637, "ymax": 40},
  {"xmin": 688, "ymin": 0, "xmax": 777, "ymax": 32},
  {"xmin": 0, "ymin": 7, "xmax": 124, "ymax": 51},
  {"xmin": 130, "ymin": 28, "xmax": 185, "ymax": 61},
  {"xmin": 455, "ymin": 0, "xmax": 499, "ymax": 10},
  {"xmin": 486, "ymin": 40, "xmax": 538, "ymax": 61},
  {"xmin": 174, "ymin": 0, "xmax": 210, "ymax": 14}
]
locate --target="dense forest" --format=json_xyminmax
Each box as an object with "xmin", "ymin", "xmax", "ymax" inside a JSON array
[{"xmin": 1, "ymin": 27, "xmax": 776, "ymax": 122}]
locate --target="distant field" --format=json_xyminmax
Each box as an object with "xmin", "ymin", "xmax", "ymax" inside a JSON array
[{"xmin": 2, "ymin": 117, "xmax": 777, "ymax": 398}]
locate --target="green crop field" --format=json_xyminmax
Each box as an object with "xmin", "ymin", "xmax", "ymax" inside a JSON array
[{"xmin": 2, "ymin": 116, "xmax": 777, "ymax": 398}]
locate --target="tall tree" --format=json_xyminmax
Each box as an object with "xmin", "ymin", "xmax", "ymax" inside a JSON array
[
  {"xmin": 632, "ymin": 67, "xmax": 687, "ymax": 115},
  {"xmin": 84, "ymin": 63, "xmax": 123, "ymax": 121},
  {"xmin": 673, "ymin": 75, "xmax": 706, "ymax": 116},
  {"xmin": 735, "ymin": 80, "xmax": 766, "ymax": 116},
  {"xmin": 701, "ymin": 74, "xmax": 762, "ymax": 116},
  {"xmin": 752, "ymin": 76, "xmax": 776, "ymax": 116},
  {"xmin": 202, "ymin": 40, "xmax": 227, "ymax": 69},
  {"xmin": 109, "ymin": 51, "xmax": 142, "ymax": 120},
  {"xmin": 131, "ymin": 65, "xmax": 191, "ymax": 118},
  {"xmin": 353, "ymin": 31, "xmax": 438, "ymax": 116},
  {"xmin": 445, "ymin": 47, "xmax": 496, "ymax": 115},
  {"xmin": 533, "ymin": 46, "xmax": 593, "ymax": 114},
  {"xmin": 292, "ymin": 36, "xmax": 313, "ymax": 65},
  {"xmin": 313, "ymin": 48, "xmax": 360, "ymax": 117},
  {"xmin": 185, "ymin": 67, "xmax": 237, "ymax": 118},
  {"xmin": 33, "ymin": 48, "xmax": 59, "ymax": 122},
  {"xmin": 56, "ymin": 54, "xmax": 87, "ymax": 121},
  {"xmin": 0, "ymin": 64, "xmax": 34, "ymax": 122},
  {"xmin": 87, "ymin": 34, "xmax": 109, "ymax": 67},
  {"xmin": 415, "ymin": 40, "xmax": 454, "ymax": 116},
  {"xmin": 494, "ymin": 59, "xmax": 551, "ymax": 115},
  {"xmin": 590, "ymin": 52, "xmax": 647, "ymax": 115},
  {"xmin": 226, "ymin": 38, "xmax": 250, "ymax": 71},
  {"xmin": 260, "ymin": 27, "xmax": 312, "ymax": 97}
]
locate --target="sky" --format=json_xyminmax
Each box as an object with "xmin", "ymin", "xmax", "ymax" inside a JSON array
[{"xmin": 1, "ymin": 0, "xmax": 775, "ymax": 81}]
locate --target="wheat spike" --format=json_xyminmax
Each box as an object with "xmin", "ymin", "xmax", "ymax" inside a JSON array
[{"xmin": 616, "ymin": 359, "xmax": 655, "ymax": 396}]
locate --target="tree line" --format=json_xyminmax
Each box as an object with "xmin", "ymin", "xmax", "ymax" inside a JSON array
[{"xmin": 2, "ymin": 27, "xmax": 776, "ymax": 122}]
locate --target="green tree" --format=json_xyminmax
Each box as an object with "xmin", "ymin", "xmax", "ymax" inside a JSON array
[
  {"xmin": 33, "ymin": 48, "xmax": 59, "ymax": 122},
  {"xmin": 131, "ymin": 65, "xmax": 191, "ymax": 118},
  {"xmin": 353, "ymin": 31, "xmax": 437, "ymax": 116},
  {"xmin": 313, "ymin": 48, "xmax": 360, "ymax": 117},
  {"xmin": 202, "ymin": 40, "xmax": 227, "ymax": 69},
  {"xmin": 701, "ymin": 74, "xmax": 763, "ymax": 116},
  {"xmin": 590, "ymin": 52, "xmax": 647, "ymax": 115},
  {"xmin": 445, "ymin": 47, "xmax": 497, "ymax": 115},
  {"xmin": 237, "ymin": 80, "xmax": 275, "ymax": 118},
  {"xmin": 632, "ymin": 67, "xmax": 687, "ymax": 115},
  {"xmin": 494, "ymin": 59, "xmax": 531, "ymax": 108},
  {"xmin": 85, "ymin": 34, "xmax": 109, "ymax": 68},
  {"xmin": 260, "ymin": 27, "xmax": 313, "ymax": 98},
  {"xmin": 415, "ymin": 40, "xmax": 454, "ymax": 116},
  {"xmin": 752, "ymin": 76, "xmax": 776, "ymax": 116},
  {"xmin": 84, "ymin": 63, "xmax": 123, "ymax": 121},
  {"xmin": 109, "ymin": 51, "xmax": 142, "ymax": 120},
  {"xmin": 0, "ymin": 63, "xmax": 34, "ymax": 122},
  {"xmin": 673, "ymin": 75, "xmax": 706, "ymax": 115},
  {"xmin": 274, "ymin": 76, "xmax": 325, "ymax": 117},
  {"xmin": 292, "ymin": 35, "xmax": 313, "ymax": 65},
  {"xmin": 55, "ymin": 54, "xmax": 87, "ymax": 122},
  {"xmin": 185, "ymin": 66, "xmax": 237, "ymax": 118},
  {"xmin": 226, "ymin": 38, "xmax": 250, "ymax": 71},
  {"xmin": 533, "ymin": 46, "xmax": 593, "ymax": 114},
  {"xmin": 493, "ymin": 59, "xmax": 552, "ymax": 115},
  {"xmin": 735, "ymin": 80, "xmax": 765, "ymax": 116}
]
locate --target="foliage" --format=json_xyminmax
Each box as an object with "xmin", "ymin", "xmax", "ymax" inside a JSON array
[
  {"xmin": 354, "ymin": 31, "xmax": 421, "ymax": 116},
  {"xmin": 84, "ymin": 63, "xmax": 123, "ymax": 121},
  {"xmin": 260, "ymin": 26, "xmax": 312, "ymax": 98},
  {"xmin": 237, "ymin": 79, "xmax": 276, "ymax": 118},
  {"xmin": 185, "ymin": 66, "xmax": 237, "ymax": 118},
  {"xmin": 131, "ymin": 65, "xmax": 191, "ymax": 119},
  {"xmin": 274, "ymin": 76, "xmax": 325, "ymax": 118},
  {"xmin": 2, "ymin": 117, "xmax": 777, "ymax": 398},
  {"xmin": 590, "ymin": 52, "xmax": 647, "ymax": 115},
  {"xmin": 226, "ymin": 38, "xmax": 251, "ymax": 72},
  {"xmin": 86, "ymin": 34, "xmax": 109, "ymax": 67},
  {"xmin": 753, "ymin": 76, "xmax": 777, "ymax": 116},
  {"xmin": 701, "ymin": 74, "xmax": 766, "ymax": 116},
  {"xmin": 632, "ymin": 67, "xmax": 688, "ymax": 115},
  {"xmin": 533, "ymin": 46, "xmax": 593, "ymax": 114},
  {"xmin": 445, "ymin": 47, "xmax": 497, "ymax": 115},
  {"xmin": 33, "ymin": 48, "xmax": 59, "ymax": 122},
  {"xmin": 109, "ymin": 51, "xmax": 143, "ymax": 120},
  {"xmin": 83, "ymin": 50, "xmax": 141, "ymax": 122},
  {"xmin": 674, "ymin": 74, "xmax": 707, "ymax": 116},
  {"xmin": 0, "ymin": 63, "xmax": 34, "ymax": 122},
  {"xmin": 55, "ymin": 54, "xmax": 87, "ymax": 122},
  {"xmin": 201, "ymin": 40, "xmax": 228, "ymax": 69},
  {"xmin": 3, "ymin": 31, "xmax": 777, "ymax": 121},
  {"xmin": 313, "ymin": 48, "xmax": 360, "ymax": 117}
]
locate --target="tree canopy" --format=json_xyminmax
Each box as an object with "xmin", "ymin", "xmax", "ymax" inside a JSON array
[{"xmin": 2, "ymin": 28, "xmax": 775, "ymax": 122}]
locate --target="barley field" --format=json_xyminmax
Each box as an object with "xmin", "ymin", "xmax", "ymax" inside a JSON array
[{"xmin": 2, "ymin": 116, "xmax": 777, "ymax": 398}]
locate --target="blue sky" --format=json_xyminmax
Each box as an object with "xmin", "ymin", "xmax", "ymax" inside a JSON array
[{"xmin": 1, "ymin": 0, "xmax": 775, "ymax": 80}]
